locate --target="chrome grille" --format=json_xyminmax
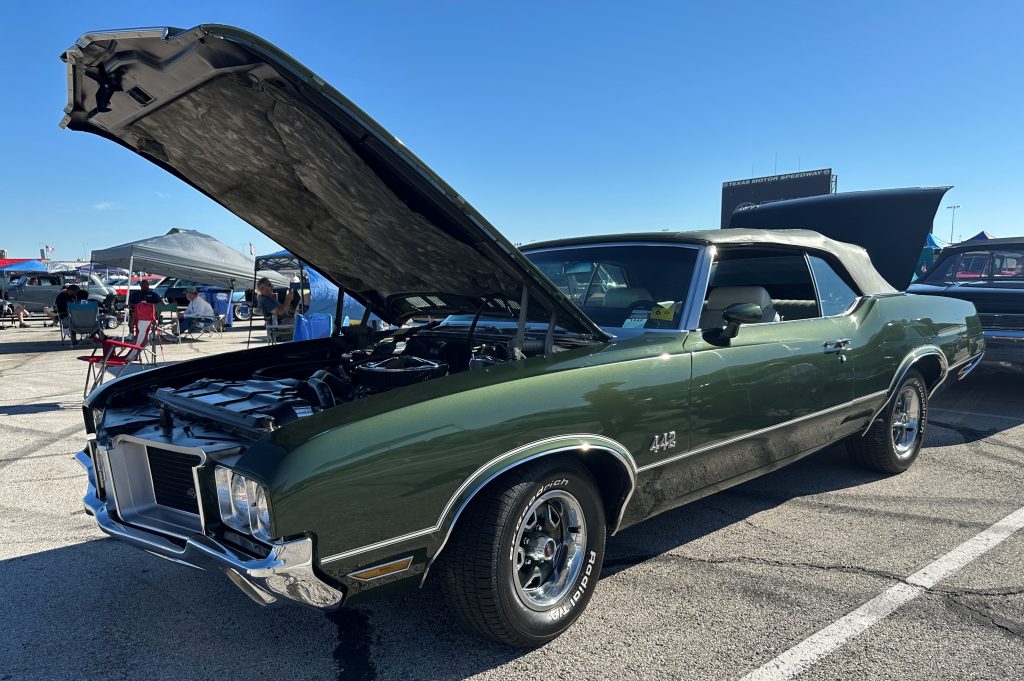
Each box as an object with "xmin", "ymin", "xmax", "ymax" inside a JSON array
[
  {"xmin": 147, "ymin": 447, "xmax": 202, "ymax": 514},
  {"xmin": 102, "ymin": 437, "xmax": 206, "ymax": 540},
  {"xmin": 979, "ymin": 313, "xmax": 1024, "ymax": 331}
]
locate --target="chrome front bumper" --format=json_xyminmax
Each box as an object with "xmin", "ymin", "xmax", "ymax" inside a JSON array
[{"xmin": 75, "ymin": 450, "xmax": 344, "ymax": 609}]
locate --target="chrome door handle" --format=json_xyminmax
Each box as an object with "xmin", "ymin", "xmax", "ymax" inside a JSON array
[{"xmin": 823, "ymin": 339, "xmax": 851, "ymax": 354}]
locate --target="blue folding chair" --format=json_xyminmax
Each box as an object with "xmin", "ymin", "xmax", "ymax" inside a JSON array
[
  {"xmin": 292, "ymin": 313, "xmax": 333, "ymax": 342},
  {"xmin": 67, "ymin": 301, "xmax": 103, "ymax": 347}
]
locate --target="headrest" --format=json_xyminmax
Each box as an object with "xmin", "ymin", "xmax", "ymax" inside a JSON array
[{"xmin": 699, "ymin": 286, "xmax": 777, "ymax": 328}]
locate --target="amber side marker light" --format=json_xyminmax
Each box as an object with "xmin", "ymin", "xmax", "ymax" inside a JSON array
[{"xmin": 349, "ymin": 556, "xmax": 415, "ymax": 582}]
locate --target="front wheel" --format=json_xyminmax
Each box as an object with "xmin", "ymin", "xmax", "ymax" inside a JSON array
[
  {"xmin": 438, "ymin": 459, "xmax": 606, "ymax": 646},
  {"xmin": 848, "ymin": 369, "xmax": 928, "ymax": 473}
]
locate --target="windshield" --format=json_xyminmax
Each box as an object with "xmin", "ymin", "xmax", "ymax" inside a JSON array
[
  {"xmin": 523, "ymin": 244, "xmax": 699, "ymax": 330},
  {"xmin": 924, "ymin": 248, "xmax": 1024, "ymax": 284}
]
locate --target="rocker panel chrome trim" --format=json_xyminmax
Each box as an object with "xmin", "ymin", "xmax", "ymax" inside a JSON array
[{"xmin": 636, "ymin": 390, "xmax": 888, "ymax": 473}]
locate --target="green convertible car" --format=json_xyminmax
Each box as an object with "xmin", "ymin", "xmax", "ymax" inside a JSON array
[{"xmin": 64, "ymin": 26, "xmax": 984, "ymax": 645}]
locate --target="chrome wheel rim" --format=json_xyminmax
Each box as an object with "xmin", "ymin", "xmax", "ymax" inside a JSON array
[
  {"xmin": 512, "ymin": 490, "xmax": 587, "ymax": 609},
  {"xmin": 891, "ymin": 386, "xmax": 922, "ymax": 457}
]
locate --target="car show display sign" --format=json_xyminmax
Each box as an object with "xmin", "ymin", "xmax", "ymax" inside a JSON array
[{"xmin": 721, "ymin": 168, "xmax": 834, "ymax": 227}]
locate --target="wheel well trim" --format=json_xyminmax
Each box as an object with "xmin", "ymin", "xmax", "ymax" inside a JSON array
[
  {"xmin": 418, "ymin": 434, "xmax": 637, "ymax": 586},
  {"xmin": 861, "ymin": 345, "xmax": 947, "ymax": 436}
]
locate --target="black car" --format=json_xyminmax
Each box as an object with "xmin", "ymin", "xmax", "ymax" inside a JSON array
[
  {"xmin": 154, "ymin": 278, "xmax": 206, "ymax": 306},
  {"xmin": 909, "ymin": 237, "xmax": 1024, "ymax": 368}
]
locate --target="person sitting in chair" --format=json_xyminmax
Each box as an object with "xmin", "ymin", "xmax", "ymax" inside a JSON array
[
  {"xmin": 9, "ymin": 302, "xmax": 30, "ymax": 328},
  {"xmin": 256, "ymin": 277, "xmax": 294, "ymax": 320},
  {"xmin": 182, "ymin": 288, "xmax": 215, "ymax": 333},
  {"xmin": 128, "ymin": 279, "xmax": 162, "ymax": 329},
  {"xmin": 55, "ymin": 284, "xmax": 80, "ymax": 345}
]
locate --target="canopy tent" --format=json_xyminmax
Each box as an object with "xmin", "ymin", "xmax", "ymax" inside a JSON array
[
  {"xmin": 967, "ymin": 230, "xmax": 995, "ymax": 241},
  {"xmin": 254, "ymin": 250, "xmax": 366, "ymax": 319},
  {"xmin": 0, "ymin": 259, "xmax": 48, "ymax": 271},
  {"xmin": 76, "ymin": 263, "xmax": 129, "ymax": 276},
  {"xmin": 91, "ymin": 229, "xmax": 288, "ymax": 290},
  {"xmin": 913, "ymin": 233, "xmax": 944, "ymax": 281}
]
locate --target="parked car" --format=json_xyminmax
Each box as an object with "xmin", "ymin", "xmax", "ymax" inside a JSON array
[
  {"xmin": 63, "ymin": 26, "xmax": 985, "ymax": 646},
  {"xmin": 231, "ymin": 290, "xmax": 252, "ymax": 321},
  {"xmin": 4, "ymin": 271, "xmax": 116, "ymax": 313},
  {"xmin": 909, "ymin": 237, "xmax": 1024, "ymax": 369},
  {"xmin": 111, "ymin": 275, "xmax": 165, "ymax": 298},
  {"xmin": 154, "ymin": 278, "xmax": 206, "ymax": 306}
]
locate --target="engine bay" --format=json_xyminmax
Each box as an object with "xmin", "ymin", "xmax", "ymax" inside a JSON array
[{"xmin": 96, "ymin": 325, "xmax": 589, "ymax": 442}]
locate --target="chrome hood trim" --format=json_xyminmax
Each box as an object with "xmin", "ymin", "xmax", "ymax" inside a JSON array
[{"xmin": 60, "ymin": 25, "xmax": 606, "ymax": 338}]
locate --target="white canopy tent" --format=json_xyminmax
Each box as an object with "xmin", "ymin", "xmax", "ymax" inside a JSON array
[
  {"xmin": 91, "ymin": 228, "xmax": 287, "ymax": 290},
  {"xmin": 91, "ymin": 228, "xmax": 288, "ymax": 336}
]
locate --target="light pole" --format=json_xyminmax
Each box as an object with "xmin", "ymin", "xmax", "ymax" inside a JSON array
[{"xmin": 946, "ymin": 205, "xmax": 960, "ymax": 244}]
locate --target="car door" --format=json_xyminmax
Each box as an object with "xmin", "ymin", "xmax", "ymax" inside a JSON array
[
  {"xmin": 680, "ymin": 249, "xmax": 855, "ymax": 487},
  {"xmin": 19, "ymin": 276, "xmax": 61, "ymax": 311}
]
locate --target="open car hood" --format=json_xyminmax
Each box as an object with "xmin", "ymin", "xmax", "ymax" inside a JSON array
[
  {"xmin": 60, "ymin": 25, "xmax": 606, "ymax": 338},
  {"xmin": 728, "ymin": 187, "xmax": 951, "ymax": 290}
]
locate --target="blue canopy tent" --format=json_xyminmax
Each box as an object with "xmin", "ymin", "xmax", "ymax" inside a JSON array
[
  {"xmin": 250, "ymin": 250, "xmax": 369, "ymax": 344},
  {"xmin": 0, "ymin": 259, "xmax": 47, "ymax": 271},
  {"xmin": 967, "ymin": 230, "xmax": 995, "ymax": 241},
  {"xmin": 912, "ymin": 233, "xmax": 943, "ymax": 282}
]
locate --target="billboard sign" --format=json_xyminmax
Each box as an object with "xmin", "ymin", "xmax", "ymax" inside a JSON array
[{"xmin": 721, "ymin": 168, "xmax": 833, "ymax": 227}]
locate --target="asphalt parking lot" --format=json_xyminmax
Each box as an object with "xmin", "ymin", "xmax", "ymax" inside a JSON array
[{"xmin": 1, "ymin": 324, "xmax": 1021, "ymax": 680}]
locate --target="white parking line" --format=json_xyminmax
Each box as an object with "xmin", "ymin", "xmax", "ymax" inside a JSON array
[{"xmin": 740, "ymin": 505, "xmax": 1024, "ymax": 681}]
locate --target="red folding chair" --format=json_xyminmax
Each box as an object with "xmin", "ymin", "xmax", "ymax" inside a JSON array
[
  {"xmin": 79, "ymin": 318, "xmax": 155, "ymax": 397},
  {"xmin": 133, "ymin": 301, "xmax": 162, "ymax": 364}
]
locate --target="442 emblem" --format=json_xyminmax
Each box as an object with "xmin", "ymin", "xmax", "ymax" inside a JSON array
[{"xmin": 649, "ymin": 430, "xmax": 677, "ymax": 454}]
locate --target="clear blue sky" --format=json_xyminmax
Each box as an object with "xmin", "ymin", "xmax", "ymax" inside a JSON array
[{"xmin": 1, "ymin": 1, "xmax": 1021, "ymax": 261}]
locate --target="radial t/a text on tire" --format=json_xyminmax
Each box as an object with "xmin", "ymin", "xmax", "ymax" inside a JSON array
[{"xmin": 849, "ymin": 369, "xmax": 928, "ymax": 474}]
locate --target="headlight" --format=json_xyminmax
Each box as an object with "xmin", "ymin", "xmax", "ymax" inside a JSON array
[
  {"xmin": 251, "ymin": 483, "xmax": 272, "ymax": 541},
  {"xmin": 215, "ymin": 466, "xmax": 272, "ymax": 540}
]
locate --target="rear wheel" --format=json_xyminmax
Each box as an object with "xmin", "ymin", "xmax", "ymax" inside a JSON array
[
  {"xmin": 233, "ymin": 303, "xmax": 251, "ymax": 322},
  {"xmin": 848, "ymin": 369, "xmax": 928, "ymax": 473},
  {"xmin": 438, "ymin": 459, "xmax": 606, "ymax": 646}
]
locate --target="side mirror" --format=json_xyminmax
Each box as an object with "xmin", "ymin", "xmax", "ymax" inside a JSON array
[{"xmin": 721, "ymin": 302, "xmax": 762, "ymax": 339}]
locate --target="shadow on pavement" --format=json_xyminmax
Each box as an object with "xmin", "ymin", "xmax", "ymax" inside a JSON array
[
  {"xmin": 2, "ymin": 443, "xmax": 889, "ymax": 681},
  {"xmin": 930, "ymin": 369, "xmax": 1024, "ymax": 443},
  {"xmin": 0, "ymin": 402, "xmax": 64, "ymax": 415}
]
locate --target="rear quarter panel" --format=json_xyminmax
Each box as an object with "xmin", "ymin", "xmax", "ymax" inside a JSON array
[{"xmin": 850, "ymin": 293, "xmax": 982, "ymax": 397}]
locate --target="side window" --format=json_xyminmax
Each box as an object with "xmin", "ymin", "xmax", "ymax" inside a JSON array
[
  {"xmin": 808, "ymin": 255, "xmax": 859, "ymax": 316},
  {"xmin": 954, "ymin": 252, "xmax": 991, "ymax": 280},
  {"xmin": 701, "ymin": 249, "xmax": 817, "ymax": 327},
  {"xmin": 991, "ymin": 249, "xmax": 1024, "ymax": 281}
]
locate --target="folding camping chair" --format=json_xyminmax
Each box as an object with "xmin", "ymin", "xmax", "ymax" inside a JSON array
[
  {"xmin": 78, "ymin": 317, "xmax": 155, "ymax": 397},
  {"xmin": 57, "ymin": 312, "xmax": 73, "ymax": 347},
  {"xmin": 66, "ymin": 301, "xmax": 104, "ymax": 347},
  {"xmin": 132, "ymin": 302, "xmax": 162, "ymax": 364},
  {"xmin": 265, "ymin": 313, "xmax": 294, "ymax": 345},
  {"xmin": 292, "ymin": 313, "xmax": 334, "ymax": 341},
  {"xmin": 181, "ymin": 314, "xmax": 221, "ymax": 341},
  {"xmin": 155, "ymin": 302, "xmax": 181, "ymax": 343}
]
